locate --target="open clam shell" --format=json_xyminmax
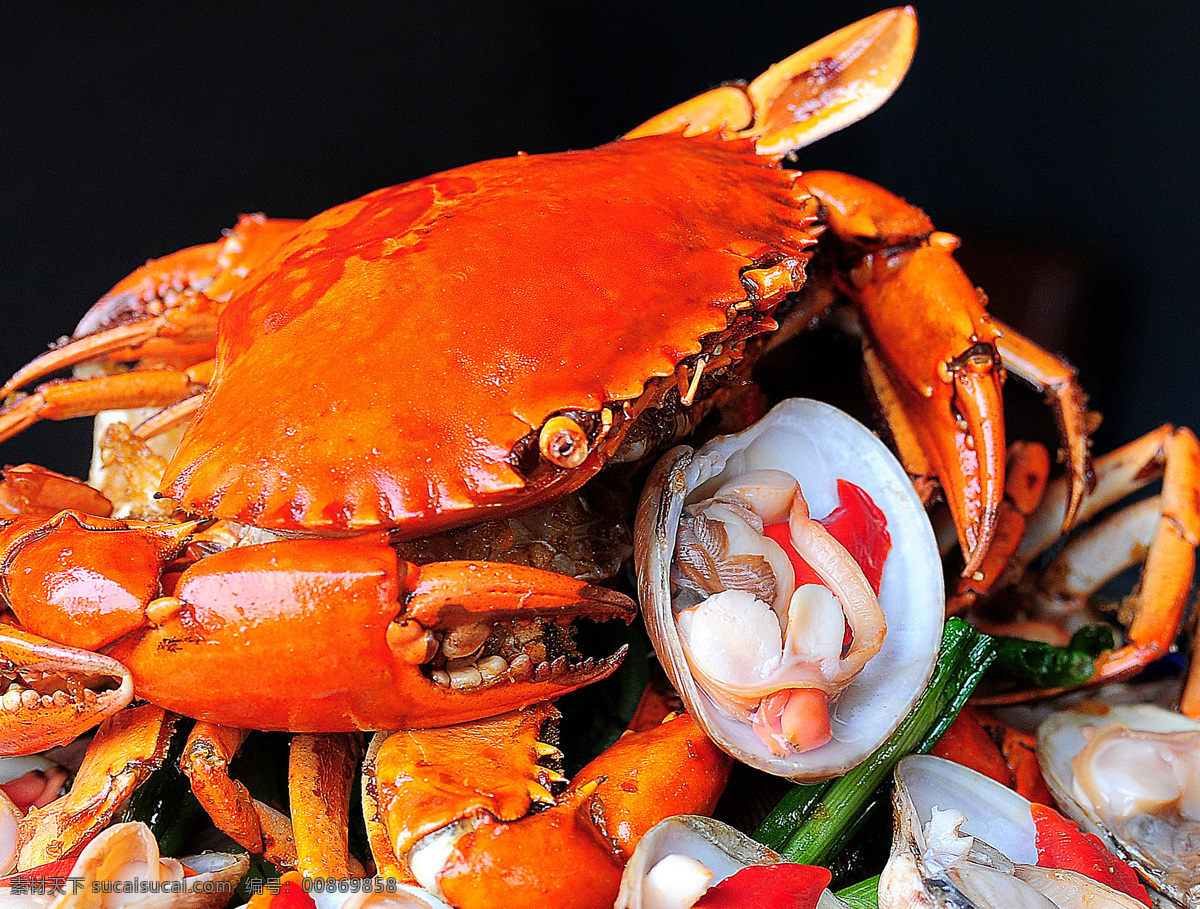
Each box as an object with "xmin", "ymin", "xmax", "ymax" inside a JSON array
[
  {"xmin": 615, "ymin": 815, "xmax": 846, "ymax": 909},
  {"xmin": 3, "ymin": 821, "xmax": 250, "ymax": 909},
  {"xmin": 635, "ymin": 398, "xmax": 943, "ymax": 779},
  {"xmin": 1038, "ymin": 703, "xmax": 1200, "ymax": 907},
  {"xmin": 881, "ymin": 754, "xmax": 1148, "ymax": 909}
]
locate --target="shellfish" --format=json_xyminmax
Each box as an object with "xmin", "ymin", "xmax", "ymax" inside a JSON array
[
  {"xmin": 1038, "ymin": 703, "xmax": 1200, "ymax": 907},
  {"xmin": 880, "ymin": 753, "xmax": 1151, "ymax": 908},
  {"xmin": 614, "ymin": 815, "xmax": 844, "ymax": 909},
  {"xmin": 635, "ymin": 398, "xmax": 944, "ymax": 780}
]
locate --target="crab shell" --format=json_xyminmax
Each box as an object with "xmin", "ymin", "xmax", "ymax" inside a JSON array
[
  {"xmin": 159, "ymin": 134, "xmax": 823, "ymax": 537},
  {"xmin": 1037, "ymin": 703, "xmax": 1200, "ymax": 908},
  {"xmin": 635, "ymin": 398, "xmax": 944, "ymax": 780}
]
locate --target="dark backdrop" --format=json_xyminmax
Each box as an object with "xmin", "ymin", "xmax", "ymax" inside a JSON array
[{"xmin": 3, "ymin": 2, "xmax": 1197, "ymax": 476}]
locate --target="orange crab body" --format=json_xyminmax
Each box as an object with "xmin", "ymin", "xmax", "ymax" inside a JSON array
[{"xmin": 165, "ymin": 135, "xmax": 819, "ymax": 535}]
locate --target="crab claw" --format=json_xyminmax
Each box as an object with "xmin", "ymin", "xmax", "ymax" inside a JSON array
[
  {"xmin": 850, "ymin": 243, "xmax": 1006, "ymax": 577},
  {"xmin": 0, "ymin": 623, "xmax": 134, "ymax": 755},
  {"xmin": 365, "ymin": 702, "xmax": 732, "ymax": 909},
  {"xmin": 0, "ymin": 514, "xmax": 634, "ymax": 732},
  {"xmin": 104, "ymin": 535, "xmax": 636, "ymax": 731},
  {"xmin": 800, "ymin": 172, "xmax": 1008, "ymax": 576}
]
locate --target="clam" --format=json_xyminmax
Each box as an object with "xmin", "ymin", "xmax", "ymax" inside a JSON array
[
  {"xmin": 614, "ymin": 815, "xmax": 847, "ymax": 909},
  {"xmin": 1038, "ymin": 702, "xmax": 1200, "ymax": 907},
  {"xmin": 880, "ymin": 754, "xmax": 1149, "ymax": 909},
  {"xmin": 2, "ymin": 821, "xmax": 248, "ymax": 908},
  {"xmin": 635, "ymin": 398, "xmax": 943, "ymax": 779}
]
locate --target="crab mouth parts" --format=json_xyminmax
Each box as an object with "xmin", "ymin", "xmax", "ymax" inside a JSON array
[{"xmin": 423, "ymin": 619, "xmax": 626, "ymax": 692}]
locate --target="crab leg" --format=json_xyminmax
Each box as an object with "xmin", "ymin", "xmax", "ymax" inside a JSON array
[
  {"xmin": 993, "ymin": 322, "xmax": 1097, "ymax": 528},
  {"xmin": 798, "ymin": 171, "xmax": 1008, "ymax": 576},
  {"xmin": 180, "ymin": 723, "xmax": 298, "ymax": 868},
  {"xmin": 0, "ymin": 362, "xmax": 213, "ymax": 446},
  {"xmin": 0, "ymin": 249, "xmax": 221, "ymax": 401},
  {"xmin": 15, "ymin": 705, "xmax": 175, "ymax": 870},
  {"xmin": 975, "ymin": 426, "xmax": 1200, "ymax": 707},
  {"xmin": 0, "ymin": 215, "xmax": 300, "ymax": 401},
  {"xmin": 289, "ymin": 732, "xmax": 366, "ymax": 878}
]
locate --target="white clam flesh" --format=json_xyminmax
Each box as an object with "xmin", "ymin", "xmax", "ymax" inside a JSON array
[
  {"xmin": 1038, "ymin": 703, "xmax": 1200, "ymax": 907},
  {"xmin": 635, "ymin": 398, "xmax": 943, "ymax": 779},
  {"xmin": 880, "ymin": 754, "xmax": 1148, "ymax": 909},
  {"xmin": 614, "ymin": 815, "xmax": 847, "ymax": 909}
]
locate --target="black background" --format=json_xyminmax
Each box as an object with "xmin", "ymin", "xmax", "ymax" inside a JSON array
[{"xmin": 3, "ymin": 2, "xmax": 1197, "ymax": 476}]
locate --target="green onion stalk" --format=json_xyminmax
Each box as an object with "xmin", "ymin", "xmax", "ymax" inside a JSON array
[{"xmin": 755, "ymin": 618, "xmax": 997, "ymax": 866}]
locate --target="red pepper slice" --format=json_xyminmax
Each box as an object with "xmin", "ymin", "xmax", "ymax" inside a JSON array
[
  {"xmin": 0, "ymin": 852, "xmax": 85, "ymax": 887},
  {"xmin": 763, "ymin": 479, "xmax": 890, "ymax": 595},
  {"xmin": 246, "ymin": 873, "xmax": 318, "ymax": 909},
  {"xmin": 763, "ymin": 478, "xmax": 891, "ymax": 653},
  {"xmin": 1030, "ymin": 802, "xmax": 1151, "ymax": 906},
  {"xmin": 693, "ymin": 863, "xmax": 832, "ymax": 909}
]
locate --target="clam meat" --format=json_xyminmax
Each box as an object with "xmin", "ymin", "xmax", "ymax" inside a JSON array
[
  {"xmin": 1038, "ymin": 702, "xmax": 1200, "ymax": 907},
  {"xmin": 636, "ymin": 398, "xmax": 943, "ymax": 779},
  {"xmin": 615, "ymin": 815, "xmax": 846, "ymax": 909}
]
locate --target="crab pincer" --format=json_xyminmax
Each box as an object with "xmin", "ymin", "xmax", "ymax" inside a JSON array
[{"xmin": 0, "ymin": 511, "xmax": 635, "ymax": 738}]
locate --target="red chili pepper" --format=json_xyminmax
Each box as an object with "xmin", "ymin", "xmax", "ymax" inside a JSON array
[
  {"xmin": 693, "ymin": 863, "xmax": 832, "ymax": 909},
  {"xmin": 929, "ymin": 708, "xmax": 1012, "ymax": 787},
  {"xmin": 764, "ymin": 479, "xmax": 890, "ymax": 595},
  {"xmin": 0, "ymin": 853, "xmax": 84, "ymax": 886},
  {"xmin": 246, "ymin": 873, "xmax": 318, "ymax": 909},
  {"xmin": 763, "ymin": 478, "xmax": 892, "ymax": 653},
  {"xmin": 1030, "ymin": 802, "xmax": 1151, "ymax": 906}
]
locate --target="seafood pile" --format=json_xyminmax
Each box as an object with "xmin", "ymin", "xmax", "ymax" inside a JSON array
[{"xmin": 0, "ymin": 6, "xmax": 1197, "ymax": 909}]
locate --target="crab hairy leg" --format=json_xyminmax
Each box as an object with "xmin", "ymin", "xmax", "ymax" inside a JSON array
[
  {"xmin": 0, "ymin": 215, "xmax": 302, "ymax": 400},
  {"xmin": 289, "ymin": 732, "xmax": 366, "ymax": 878},
  {"xmin": 0, "ymin": 361, "xmax": 213, "ymax": 447},
  {"xmin": 799, "ymin": 170, "xmax": 1008, "ymax": 576},
  {"xmin": 975, "ymin": 426, "xmax": 1200, "ymax": 706},
  {"xmin": 367, "ymin": 703, "xmax": 731, "ymax": 909},
  {"xmin": 180, "ymin": 722, "xmax": 298, "ymax": 868},
  {"xmin": 15, "ymin": 705, "xmax": 175, "ymax": 870},
  {"xmin": 0, "ymin": 517, "xmax": 635, "ymax": 730}
]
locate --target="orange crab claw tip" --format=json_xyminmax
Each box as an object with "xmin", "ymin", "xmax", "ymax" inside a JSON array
[
  {"xmin": 942, "ymin": 347, "xmax": 1005, "ymax": 578},
  {"xmin": 405, "ymin": 560, "xmax": 637, "ymax": 626}
]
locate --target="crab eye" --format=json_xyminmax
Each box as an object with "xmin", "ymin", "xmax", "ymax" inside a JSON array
[{"xmin": 538, "ymin": 415, "xmax": 591, "ymax": 469}]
